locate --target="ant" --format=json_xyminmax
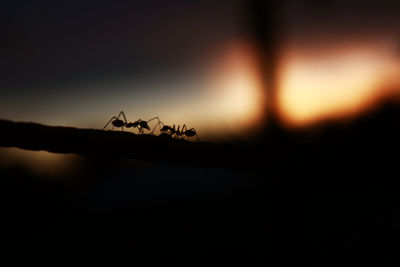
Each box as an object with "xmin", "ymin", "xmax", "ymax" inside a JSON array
[
  {"xmin": 103, "ymin": 111, "xmax": 162, "ymax": 134},
  {"xmin": 160, "ymin": 124, "xmax": 200, "ymax": 141}
]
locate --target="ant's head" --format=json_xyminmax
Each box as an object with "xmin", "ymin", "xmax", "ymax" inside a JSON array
[
  {"xmin": 185, "ymin": 128, "xmax": 196, "ymax": 137},
  {"xmin": 161, "ymin": 125, "xmax": 171, "ymax": 132},
  {"xmin": 139, "ymin": 121, "xmax": 150, "ymax": 130}
]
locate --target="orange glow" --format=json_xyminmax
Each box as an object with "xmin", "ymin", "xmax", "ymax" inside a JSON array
[
  {"xmin": 128, "ymin": 42, "xmax": 267, "ymax": 140},
  {"xmin": 203, "ymin": 42, "xmax": 266, "ymax": 136},
  {"xmin": 277, "ymin": 41, "xmax": 400, "ymax": 127},
  {"xmin": 0, "ymin": 41, "xmax": 265, "ymax": 142}
]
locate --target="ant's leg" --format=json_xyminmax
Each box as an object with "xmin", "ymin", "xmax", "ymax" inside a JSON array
[
  {"xmin": 151, "ymin": 118, "xmax": 164, "ymax": 134},
  {"xmin": 158, "ymin": 120, "xmax": 164, "ymax": 133},
  {"xmin": 181, "ymin": 124, "xmax": 188, "ymax": 140},
  {"xmin": 155, "ymin": 118, "xmax": 164, "ymax": 133},
  {"xmin": 116, "ymin": 112, "xmax": 122, "ymax": 120},
  {"xmin": 175, "ymin": 125, "xmax": 181, "ymax": 139},
  {"xmin": 146, "ymin": 117, "xmax": 160, "ymax": 134},
  {"xmin": 118, "ymin": 111, "xmax": 128, "ymax": 124},
  {"xmin": 103, "ymin": 116, "xmax": 119, "ymax": 130},
  {"xmin": 150, "ymin": 121, "xmax": 160, "ymax": 135},
  {"xmin": 172, "ymin": 126, "xmax": 177, "ymax": 138},
  {"xmin": 158, "ymin": 122, "xmax": 163, "ymax": 134},
  {"xmin": 171, "ymin": 124, "xmax": 177, "ymax": 138},
  {"xmin": 136, "ymin": 119, "xmax": 145, "ymax": 134},
  {"xmin": 177, "ymin": 125, "xmax": 185, "ymax": 139}
]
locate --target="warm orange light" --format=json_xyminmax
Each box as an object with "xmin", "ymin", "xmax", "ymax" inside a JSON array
[
  {"xmin": 203, "ymin": 42, "xmax": 266, "ymax": 136},
  {"xmin": 277, "ymin": 41, "xmax": 400, "ymax": 127},
  {"xmin": 141, "ymin": 42, "xmax": 267, "ymax": 140}
]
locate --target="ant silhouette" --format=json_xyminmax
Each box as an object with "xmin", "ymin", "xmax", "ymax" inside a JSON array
[
  {"xmin": 103, "ymin": 111, "xmax": 162, "ymax": 134},
  {"xmin": 134, "ymin": 117, "xmax": 163, "ymax": 134},
  {"xmin": 160, "ymin": 124, "xmax": 200, "ymax": 141}
]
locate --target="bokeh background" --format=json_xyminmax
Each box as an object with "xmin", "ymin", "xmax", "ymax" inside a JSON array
[
  {"xmin": 1, "ymin": 0, "xmax": 400, "ymax": 138},
  {"xmin": 1, "ymin": 0, "xmax": 400, "ymax": 265}
]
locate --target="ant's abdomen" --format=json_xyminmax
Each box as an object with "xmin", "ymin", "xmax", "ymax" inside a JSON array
[{"xmin": 112, "ymin": 120, "xmax": 124, "ymax": 127}]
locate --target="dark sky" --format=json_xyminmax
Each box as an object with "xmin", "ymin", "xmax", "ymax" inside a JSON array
[
  {"xmin": 0, "ymin": 0, "xmax": 246, "ymax": 93},
  {"xmin": 281, "ymin": 0, "xmax": 400, "ymax": 44}
]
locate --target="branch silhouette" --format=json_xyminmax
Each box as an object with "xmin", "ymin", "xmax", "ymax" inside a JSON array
[{"xmin": 0, "ymin": 119, "xmax": 247, "ymax": 168}]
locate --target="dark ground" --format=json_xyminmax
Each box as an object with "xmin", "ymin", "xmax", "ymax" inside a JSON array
[{"xmin": 0, "ymin": 103, "xmax": 400, "ymax": 266}]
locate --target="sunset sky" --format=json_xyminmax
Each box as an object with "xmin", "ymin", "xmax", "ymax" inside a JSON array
[
  {"xmin": 1, "ymin": 0, "xmax": 400, "ymax": 141},
  {"xmin": 276, "ymin": 0, "xmax": 400, "ymax": 126},
  {"xmin": 2, "ymin": 2, "xmax": 400, "ymax": 261}
]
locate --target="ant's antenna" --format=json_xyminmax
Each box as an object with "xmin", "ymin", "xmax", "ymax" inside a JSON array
[
  {"xmin": 147, "ymin": 117, "xmax": 159, "ymax": 123},
  {"xmin": 151, "ymin": 119, "xmax": 164, "ymax": 135}
]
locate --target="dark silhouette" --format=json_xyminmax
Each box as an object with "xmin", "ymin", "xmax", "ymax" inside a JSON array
[
  {"xmin": 103, "ymin": 111, "xmax": 200, "ymax": 141},
  {"xmin": 0, "ymin": 118, "xmax": 238, "ymax": 168},
  {"xmin": 103, "ymin": 110, "xmax": 162, "ymax": 134},
  {"xmin": 160, "ymin": 124, "xmax": 200, "ymax": 141},
  {"xmin": 103, "ymin": 110, "xmax": 129, "ymax": 131}
]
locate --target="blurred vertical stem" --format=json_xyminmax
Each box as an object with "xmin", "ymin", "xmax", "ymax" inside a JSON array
[{"xmin": 248, "ymin": 0, "xmax": 282, "ymax": 133}]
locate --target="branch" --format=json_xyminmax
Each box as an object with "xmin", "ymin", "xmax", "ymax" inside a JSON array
[{"xmin": 0, "ymin": 119, "xmax": 250, "ymax": 169}]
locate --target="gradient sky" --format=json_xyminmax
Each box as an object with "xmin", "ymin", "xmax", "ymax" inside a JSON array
[
  {"xmin": 0, "ymin": 0, "xmax": 262, "ymax": 141},
  {"xmin": 1, "ymin": 0, "xmax": 400, "ymax": 140}
]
